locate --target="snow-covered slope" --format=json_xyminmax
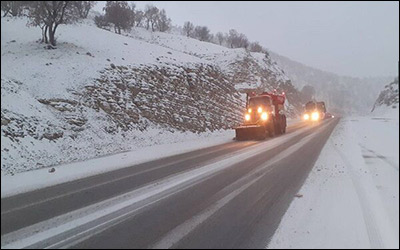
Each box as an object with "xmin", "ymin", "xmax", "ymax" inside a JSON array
[
  {"xmin": 371, "ymin": 78, "xmax": 399, "ymax": 118},
  {"xmin": 128, "ymin": 28, "xmax": 303, "ymax": 115},
  {"xmin": 1, "ymin": 17, "xmax": 301, "ymax": 175},
  {"xmin": 270, "ymin": 51, "xmax": 393, "ymax": 115}
]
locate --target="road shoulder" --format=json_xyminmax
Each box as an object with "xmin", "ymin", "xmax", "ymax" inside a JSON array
[{"xmin": 268, "ymin": 117, "xmax": 399, "ymax": 249}]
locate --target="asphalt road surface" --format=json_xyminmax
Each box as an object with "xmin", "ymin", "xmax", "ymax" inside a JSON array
[{"xmin": 1, "ymin": 118, "xmax": 339, "ymax": 249}]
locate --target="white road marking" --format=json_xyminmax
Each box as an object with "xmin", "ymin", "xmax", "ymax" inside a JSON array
[
  {"xmin": 1, "ymin": 121, "xmax": 332, "ymax": 249},
  {"xmin": 1, "ymin": 141, "xmax": 244, "ymax": 216},
  {"xmin": 151, "ymin": 123, "xmax": 328, "ymax": 249}
]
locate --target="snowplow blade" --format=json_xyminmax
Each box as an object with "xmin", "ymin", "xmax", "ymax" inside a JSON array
[{"xmin": 235, "ymin": 125, "xmax": 267, "ymax": 141}]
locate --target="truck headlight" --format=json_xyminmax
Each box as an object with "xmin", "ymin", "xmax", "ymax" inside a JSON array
[
  {"xmin": 258, "ymin": 107, "xmax": 263, "ymax": 113},
  {"xmin": 261, "ymin": 112, "xmax": 268, "ymax": 121},
  {"xmin": 303, "ymin": 114, "xmax": 310, "ymax": 120},
  {"xmin": 245, "ymin": 114, "xmax": 251, "ymax": 121},
  {"xmin": 248, "ymin": 108, "xmax": 252, "ymax": 113},
  {"xmin": 311, "ymin": 112, "xmax": 319, "ymax": 121}
]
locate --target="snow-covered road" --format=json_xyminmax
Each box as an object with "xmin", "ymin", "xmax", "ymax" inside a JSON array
[{"xmin": 1, "ymin": 119, "xmax": 338, "ymax": 248}]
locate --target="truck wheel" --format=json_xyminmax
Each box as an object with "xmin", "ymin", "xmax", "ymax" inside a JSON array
[
  {"xmin": 282, "ymin": 116, "xmax": 287, "ymax": 134},
  {"xmin": 275, "ymin": 123, "xmax": 281, "ymax": 135},
  {"xmin": 268, "ymin": 123, "xmax": 275, "ymax": 137},
  {"xmin": 275, "ymin": 123, "xmax": 282, "ymax": 135},
  {"xmin": 279, "ymin": 123, "xmax": 286, "ymax": 134}
]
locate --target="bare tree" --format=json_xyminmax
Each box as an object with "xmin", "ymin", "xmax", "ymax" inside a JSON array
[
  {"xmin": 1, "ymin": 1, "xmax": 25, "ymax": 17},
  {"xmin": 215, "ymin": 32, "xmax": 225, "ymax": 45},
  {"xmin": 182, "ymin": 21, "xmax": 194, "ymax": 37},
  {"xmin": 239, "ymin": 33, "xmax": 249, "ymax": 49},
  {"xmin": 193, "ymin": 26, "xmax": 211, "ymax": 42},
  {"xmin": 226, "ymin": 29, "xmax": 238, "ymax": 48},
  {"xmin": 209, "ymin": 33, "xmax": 215, "ymax": 44},
  {"xmin": 134, "ymin": 10, "xmax": 144, "ymax": 27},
  {"xmin": 144, "ymin": 4, "xmax": 159, "ymax": 31},
  {"xmin": 227, "ymin": 29, "xmax": 249, "ymax": 49},
  {"xmin": 242, "ymin": 37, "xmax": 249, "ymax": 49},
  {"xmin": 157, "ymin": 9, "xmax": 170, "ymax": 32},
  {"xmin": 104, "ymin": 1, "xmax": 134, "ymax": 34},
  {"xmin": 27, "ymin": 1, "xmax": 78, "ymax": 46},
  {"xmin": 249, "ymin": 41, "xmax": 264, "ymax": 53},
  {"xmin": 128, "ymin": 2, "xmax": 136, "ymax": 27},
  {"xmin": 72, "ymin": 1, "xmax": 96, "ymax": 19}
]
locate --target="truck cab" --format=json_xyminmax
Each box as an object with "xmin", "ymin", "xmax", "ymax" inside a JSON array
[
  {"xmin": 245, "ymin": 96, "xmax": 274, "ymax": 125},
  {"xmin": 235, "ymin": 91, "xmax": 286, "ymax": 140},
  {"xmin": 303, "ymin": 101, "xmax": 326, "ymax": 121}
]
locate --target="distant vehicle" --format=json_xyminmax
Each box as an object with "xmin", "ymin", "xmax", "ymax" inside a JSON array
[
  {"xmin": 325, "ymin": 112, "xmax": 334, "ymax": 119},
  {"xmin": 302, "ymin": 101, "xmax": 326, "ymax": 121},
  {"xmin": 235, "ymin": 91, "xmax": 287, "ymax": 140}
]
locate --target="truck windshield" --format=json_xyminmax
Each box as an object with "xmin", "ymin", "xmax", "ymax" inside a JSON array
[
  {"xmin": 305, "ymin": 102, "xmax": 316, "ymax": 111},
  {"xmin": 249, "ymin": 96, "xmax": 271, "ymax": 107},
  {"xmin": 317, "ymin": 102, "xmax": 326, "ymax": 112}
]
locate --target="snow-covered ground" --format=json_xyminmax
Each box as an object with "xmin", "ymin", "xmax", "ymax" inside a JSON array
[
  {"xmin": 1, "ymin": 16, "xmax": 300, "ymax": 176},
  {"xmin": 268, "ymin": 111, "xmax": 399, "ymax": 249}
]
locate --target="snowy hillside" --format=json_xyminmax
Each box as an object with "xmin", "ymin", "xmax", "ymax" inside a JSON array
[
  {"xmin": 371, "ymin": 78, "xmax": 399, "ymax": 116},
  {"xmin": 270, "ymin": 51, "xmax": 393, "ymax": 115},
  {"xmin": 127, "ymin": 27, "xmax": 303, "ymax": 115},
  {"xmin": 1, "ymin": 16, "xmax": 301, "ymax": 175}
]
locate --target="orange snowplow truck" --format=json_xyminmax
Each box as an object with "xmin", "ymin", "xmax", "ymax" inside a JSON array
[
  {"xmin": 302, "ymin": 101, "xmax": 326, "ymax": 122},
  {"xmin": 235, "ymin": 91, "xmax": 287, "ymax": 140}
]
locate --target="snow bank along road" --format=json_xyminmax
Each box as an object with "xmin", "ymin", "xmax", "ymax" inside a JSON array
[{"xmin": 1, "ymin": 118, "xmax": 339, "ymax": 249}]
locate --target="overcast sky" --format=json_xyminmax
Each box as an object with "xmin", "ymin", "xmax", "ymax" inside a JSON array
[{"xmin": 95, "ymin": 1, "xmax": 399, "ymax": 78}]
